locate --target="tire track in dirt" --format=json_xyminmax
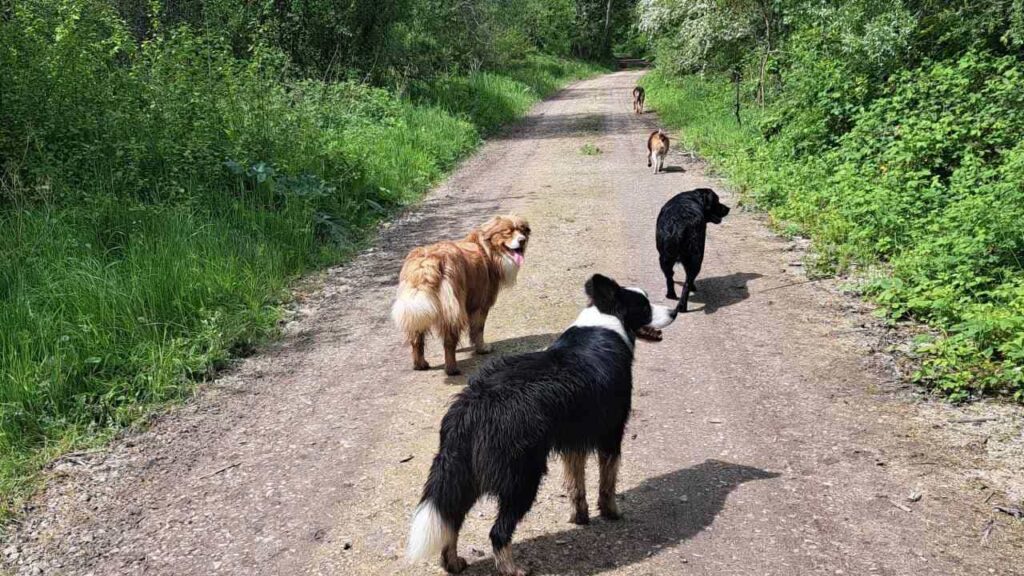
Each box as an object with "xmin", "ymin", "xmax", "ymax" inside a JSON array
[{"xmin": 4, "ymin": 71, "xmax": 1024, "ymax": 576}]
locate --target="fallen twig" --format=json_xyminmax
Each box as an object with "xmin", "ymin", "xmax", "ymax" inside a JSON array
[
  {"xmin": 948, "ymin": 417, "xmax": 998, "ymax": 424},
  {"xmin": 198, "ymin": 461, "xmax": 241, "ymax": 480},
  {"xmin": 759, "ymin": 278, "xmax": 826, "ymax": 293},
  {"xmin": 53, "ymin": 448, "xmax": 105, "ymax": 465},
  {"xmin": 888, "ymin": 499, "xmax": 912, "ymax": 513},
  {"xmin": 981, "ymin": 519, "xmax": 995, "ymax": 545},
  {"xmin": 994, "ymin": 505, "xmax": 1023, "ymax": 519}
]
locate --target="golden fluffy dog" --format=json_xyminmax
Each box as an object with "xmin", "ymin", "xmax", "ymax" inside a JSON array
[{"xmin": 391, "ymin": 215, "xmax": 531, "ymax": 375}]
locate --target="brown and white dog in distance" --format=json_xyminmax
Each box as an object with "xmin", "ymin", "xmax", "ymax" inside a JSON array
[
  {"xmin": 632, "ymin": 86, "xmax": 645, "ymax": 114},
  {"xmin": 391, "ymin": 216, "xmax": 531, "ymax": 376},
  {"xmin": 647, "ymin": 129, "xmax": 669, "ymax": 174}
]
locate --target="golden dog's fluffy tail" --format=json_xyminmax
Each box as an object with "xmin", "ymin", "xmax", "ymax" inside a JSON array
[{"xmin": 391, "ymin": 254, "xmax": 464, "ymax": 339}]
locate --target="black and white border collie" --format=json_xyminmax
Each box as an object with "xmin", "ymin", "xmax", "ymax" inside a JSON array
[{"xmin": 406, "ymin": 274, "xmax": 678, "ymax": 576}]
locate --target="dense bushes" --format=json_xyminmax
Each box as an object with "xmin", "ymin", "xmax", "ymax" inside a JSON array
[
  {"xmin": 0, "ymin": 0, "xmax": 607, "ymax": 512},
  {"xmin": 639, "ymin": 0, "xmax": 1024, "ymax": 401}
]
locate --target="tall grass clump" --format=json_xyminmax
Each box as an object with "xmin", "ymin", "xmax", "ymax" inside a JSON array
[
  {"xmin": 412, "ymin": 55, "xmax": 606, "ymax": 134},
  {"xmin": 0, "ymin": 0, "xmax": 607, "ymax": 515}
]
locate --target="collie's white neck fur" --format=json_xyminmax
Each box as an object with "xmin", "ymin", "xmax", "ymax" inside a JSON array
[{"xmin": 571, "ymin": 306, "xmax": 630, "ymax": 348}]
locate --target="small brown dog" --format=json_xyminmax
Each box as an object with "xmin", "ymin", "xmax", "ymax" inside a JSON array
[
  {"xmin": 632, "ymin": 86, "xmax": 645, "ymax": 114},
  {"xmin": 647, "ymin": 129, "xmax": 669, "ymax": 174},
  {"xmin": 391, "ymin": 215, "xmax": 531, "ymax": 376}
]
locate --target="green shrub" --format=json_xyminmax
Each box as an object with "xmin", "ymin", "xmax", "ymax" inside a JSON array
[
  {"xmin": 0, "ymin": 0, "xmax": 606, "ymax": 515},
  {"xmin": 643, "ymin": 50, "xmax": 1024, "ymax": 401}
]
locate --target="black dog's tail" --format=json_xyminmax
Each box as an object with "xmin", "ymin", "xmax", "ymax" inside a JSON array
[{"xmin": 407, "ymin": 403, "xmax": 476, "ymax": 562}]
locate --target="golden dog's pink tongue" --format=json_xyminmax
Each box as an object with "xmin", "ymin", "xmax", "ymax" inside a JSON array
[{"xmin": 512, "ymin": 252, "xmax": 524, "ymax": 266}]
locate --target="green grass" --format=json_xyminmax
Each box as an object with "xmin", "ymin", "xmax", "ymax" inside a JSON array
[
  {"xmin": 1, "ymin": 201, "xmax": 302, "ymax": 503},
  {"xmin": 412, "ymin": 55, "xmax": 605, "ymax": 134},
  {"xmin": 642, "ymin": 62, "xmax": 1024, "ymax": 402},
  {"xmin": 639, "ymin": 72, "xmax": 766, "ymax": 190},
  {"xmin": 579, "ymin": 143, "xmax": 602, "ymax": 155},
  {"xmin": 0, "ymin": 18, "xmax": 607, "ymax": 517}
]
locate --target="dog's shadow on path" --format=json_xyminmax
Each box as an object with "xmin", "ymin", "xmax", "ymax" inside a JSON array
[
  {"xmin": 462, "ymin": 459, "xmax": 779, "ymax": 575},
  {"xmin": 446, "ymin": 332, "xmax": 561, "ymax": 384},
  {"xmin": 680, "ymin": 272, "xmax": 763, "ymax": 315}
]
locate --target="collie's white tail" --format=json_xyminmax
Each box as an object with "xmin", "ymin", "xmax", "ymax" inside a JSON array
[{"xmin": 407, "ymin": 500, "xmax": 452, "ymax": 562}]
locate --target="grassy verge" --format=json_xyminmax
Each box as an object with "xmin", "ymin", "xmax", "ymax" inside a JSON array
[
  {"xmin": 0, "ymin": 14, "xmax": 606, "ymax": 518},
  {"xmin": 639, "ymin": 72, "xmax": 767, "ymax": 190},
  {"xmin": 642, "ymin": 65, "xmax": 1024, "ymax": 402},
  {"xmin": 413, "ymin": 55, "xmax": 603, "ymax": 133}
]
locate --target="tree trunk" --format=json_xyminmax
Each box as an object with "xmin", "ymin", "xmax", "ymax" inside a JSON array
[
  {"xmin": 757, "ymin": 50, "xmax": 768, "ymax": 106},
  {"xmin": 757, "ymin": 1, "xmax": 772, "ymax": 106},
  {"xmin": 732, "ymin": 70, "xmax": 742, "ymax": 125},
  {"xmin": 603, "ymin": 0, "xmax": 613, "ymax": 56}
]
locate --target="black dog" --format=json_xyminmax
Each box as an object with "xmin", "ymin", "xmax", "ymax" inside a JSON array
[
  {"xmin": 406, "ymin": 274, "xmax": 677, "ymax": 576},
  {"xmin": 656, "ymin": 188, "xmax": 730, "ymax": 312}
]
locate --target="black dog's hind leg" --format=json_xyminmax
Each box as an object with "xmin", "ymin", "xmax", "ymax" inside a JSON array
[
  {"xmin": 491, "ymin": 498, "xmax": 534, "ymax": 576},
  {"xmin": 660, "ymin": 255, "xmax": 678, "ymax": 300},
  {"xmin": 679, "ymin": 255, "xmax": 702, "ymax": 313},
  {"xmin": 597, "ymin": 451, "xmax": 622, "ymax": 520},
  {"xmin": 562, "ymin": 452, "xmax": 589, "ymax": 524},
  {"xmin": 490, "ymin": 464, "xmax": 542, "ymax": 576},
  {"xmin": 597, "ymin": 427, "xmax": 625, "ymax": 520},
  {"xmin": 442, "ymin": 531, "xmax": 468, "ymax": 574},
  {"xmin": 683, "ymin": 241, "xmax": 704, "ymax": 294}
]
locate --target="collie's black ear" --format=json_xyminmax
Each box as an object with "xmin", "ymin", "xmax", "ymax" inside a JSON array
[{"xmin": 585, "ymin": 274, "xmax": 620, "ymax": 311}]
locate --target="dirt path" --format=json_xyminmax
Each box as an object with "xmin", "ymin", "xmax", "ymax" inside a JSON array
[{"xmin": 5, "ymin": 71, "xmax": 1024, "ymax": 576}]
